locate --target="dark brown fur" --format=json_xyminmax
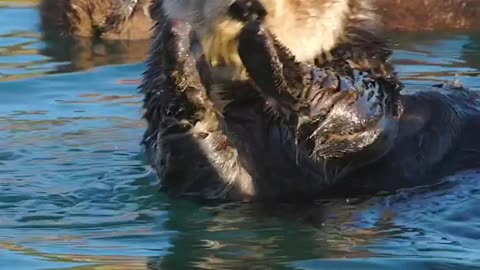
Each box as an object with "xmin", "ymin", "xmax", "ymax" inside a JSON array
[
  {"xmin": 140, "ymin": 13, "xmax": 401, "ymax": 201},
  {"xmin": 140, "ymin": 2, "xmax": 480, "ymax": 202}
]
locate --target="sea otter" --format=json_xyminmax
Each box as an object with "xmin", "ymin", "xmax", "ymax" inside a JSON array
[
  {"xmin": 140, "ymin": 16, "xmax": 480, "ymax": 201},
  {"xmin": 39, "ymin": 0, "xmax": 154, "ymax": 40},
  {"xmin": 140, "ymin": 4, "xmax": 480, "ymax": 202}
]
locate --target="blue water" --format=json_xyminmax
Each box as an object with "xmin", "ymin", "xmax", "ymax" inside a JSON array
[{"xmin": 1, "ymin": 4, "xmax": 480, "ymax": 270}]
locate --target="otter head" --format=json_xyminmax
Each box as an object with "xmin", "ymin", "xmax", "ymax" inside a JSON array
[
  {"xmin": 237, "ymin": 20, "xmax": 403, "ymax": 168},
  {"xmin": 159, "ymin": 0, "xmax": 269, "ymax": 79}
]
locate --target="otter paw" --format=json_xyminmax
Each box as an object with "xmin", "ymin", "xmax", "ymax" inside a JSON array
[{"xmin": 228, "ymin": 0, "xmax": 267, "ymax": 22}]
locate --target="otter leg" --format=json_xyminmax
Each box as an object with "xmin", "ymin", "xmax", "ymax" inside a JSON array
[
  {"xmin": 237, "ymin": 20, "xmax": 309, "ymax": 121},
  {"xmin": 141, "ymin": 19, "xmax": 254, "ymax": 200}
]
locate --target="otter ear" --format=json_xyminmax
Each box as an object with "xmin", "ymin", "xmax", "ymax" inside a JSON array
[{"xmin": 237, "ymin": 20, "xmax": 307, "ymax": 117}]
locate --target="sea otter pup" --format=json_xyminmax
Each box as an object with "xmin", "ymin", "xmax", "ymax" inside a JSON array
[
  {"xmin": 39, "ymin": 0, "xmax": 154, "ymax": 40},
  {"xmin": 140, "ymin": 16, "xmax": 480, "ymax": 201}
]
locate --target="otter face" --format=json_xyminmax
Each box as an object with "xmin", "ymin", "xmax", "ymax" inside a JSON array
[
  {"xmin": 228, "ymin": 0, "xmax": 267, "ymax": 21},
  {"xmin": 237, "ymin": 20, "xmax": 403, "ymax": 162}
]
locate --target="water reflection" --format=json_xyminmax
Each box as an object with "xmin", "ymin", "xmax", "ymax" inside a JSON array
[
  {"xmin": 1, "ymin": 179, "xmax": 479, "ymax": 270},
  {"xmin": 143, "ymin": 174, "xmax": 480, "ymax": 270},
  {"xmin": 0, "ymin": 50, "xmax": 160, "ymax": 269},
  {"xmin": 389, "ymin": 32, "xmax": 480, "ymax": 86},
  {"xmin": 463, "ymin": 34, "xmax": 480, "ymax": 71},
  {"xmin": 40, "ymin": 37, "xmax": 151, "ymax": 74},
  {"xmin": 0, "ymin": 5, "xmax": 150, "ymax": 82},
  {"xmin": 145, "ymin": 199, "xmax": 399, "ymax": 269}
]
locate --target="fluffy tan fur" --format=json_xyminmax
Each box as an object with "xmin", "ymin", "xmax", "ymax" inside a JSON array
[
  {"xmin": 40, "ymin": 0, "xmax": 153, "ymax": 40},
  {"xmin": 161, "ymin": 0, "xmax": 381, "ymax": 79}
]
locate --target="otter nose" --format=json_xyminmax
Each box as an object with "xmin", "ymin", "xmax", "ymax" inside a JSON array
[{"xmin": 228, "ymin": 0, "xmax": 267, "ymax": 22}]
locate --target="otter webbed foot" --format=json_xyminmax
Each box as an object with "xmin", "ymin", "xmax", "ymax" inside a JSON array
[{"xmin": 228, "ymin": 0, "xmax": 267, "ymax": 22}]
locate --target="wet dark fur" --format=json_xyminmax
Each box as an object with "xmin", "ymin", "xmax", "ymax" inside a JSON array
[
  {"xmin": 39, "ymin": 0, "xmax": 154, "ymax": 40},
  {"xmin": 140, "ymin": 2, "xmax": 480, "ymax": 202},
  {"xmin": 314, "ymin": 0, "xmax": 394, "ymax": 77},
  {"xmin": 334, "ymin": 87, "xmax": 480, "ymax": 193}
]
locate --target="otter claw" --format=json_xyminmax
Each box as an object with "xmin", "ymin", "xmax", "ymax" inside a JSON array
[{"xmin": 228, "ymin": 0, "xmax": 267, "ymax": 22}]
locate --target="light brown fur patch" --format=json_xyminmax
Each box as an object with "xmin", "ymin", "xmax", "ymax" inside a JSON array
[{"xmin": 40, "ymin": 0, "xmax": 153, "ymax": 40}]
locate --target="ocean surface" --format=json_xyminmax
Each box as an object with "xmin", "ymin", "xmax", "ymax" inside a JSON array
[{"xmin": 1, "ymin": 3, "xmax": 480, "ymax": 270}]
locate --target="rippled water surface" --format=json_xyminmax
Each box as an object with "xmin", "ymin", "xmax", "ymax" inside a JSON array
[{"xmin": 1, "ymin": 4, "xmax": 480, "ymax": 270}]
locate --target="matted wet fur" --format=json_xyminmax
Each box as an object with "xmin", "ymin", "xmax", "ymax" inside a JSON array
[
  {"xmin": 140, "ymin": 16, "xmax": 480, "ymax": 202},
  {"xmin": 40, "ymin": 0, "xmax": 154, "ymax": 40},
  {"xmin": 142, "ymin": 0, "xmax": 480, "ymax": 202}
]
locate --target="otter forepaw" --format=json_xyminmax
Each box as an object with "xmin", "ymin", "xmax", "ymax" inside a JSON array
[
  {"xmin": 228, "ymin": 0, "xmax": 267, "ymax": 22},
  {"xmin": 237, "ymin": 20, "xmax": 308, "ymax": 122}
]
